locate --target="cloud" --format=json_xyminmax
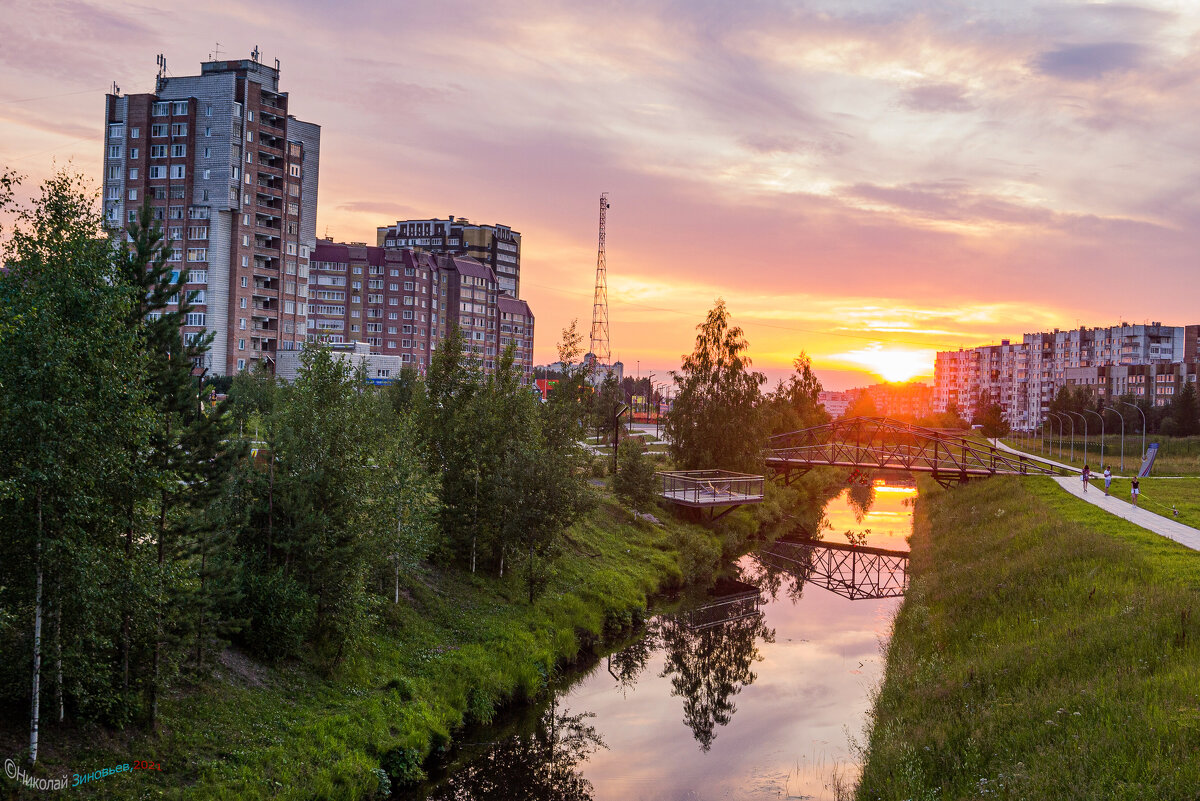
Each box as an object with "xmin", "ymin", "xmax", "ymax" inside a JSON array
[
  {"xmin": 1032, "ymin": 42, "xmax": 1149, "ymax": 80},
  {"xmin": 899, "ymin": 82, "xmax": 975, "ymax": 113}
]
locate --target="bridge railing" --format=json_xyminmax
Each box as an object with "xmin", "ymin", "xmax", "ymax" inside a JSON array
[{"xmin": 765, "ymin": 417, "xmax": 1061, "ymax": 478}]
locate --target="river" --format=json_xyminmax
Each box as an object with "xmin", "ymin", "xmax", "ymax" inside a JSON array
[{"xmin": 411, "ymin": 478, "xmax": 915, "ymax": 800}]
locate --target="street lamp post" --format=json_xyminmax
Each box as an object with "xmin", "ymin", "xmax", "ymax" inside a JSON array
[
  {"xmin": 1121, "ymin": 401, "xmax": 1147, "ymax": 466},
  {"xmin": 1065, "ymin": 411, "xmax": 1086, "ymax": 465},
  {"xmin": 1083, "ymin": 408, "xmax": 1105, "ymax": 468},
  {"xmin": 1103, "ymin": 405, "xmax": 1124, "ymax": 471},
  {"xmin": 1047, "ymin": 412, "xmax": 1064, "ymax": 460},
  {"xmin": 613, "ymin": 403, "xmax": 629, "ymax": 475}
]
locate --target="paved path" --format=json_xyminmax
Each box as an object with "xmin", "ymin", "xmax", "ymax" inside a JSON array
[
  {"xmin": 990, "ymin": 438, "xmax": 1081, "ymax": 474},
  {"xmin": 1053, "ymin": 476, "xmax": 1200, "ymax": 552}
]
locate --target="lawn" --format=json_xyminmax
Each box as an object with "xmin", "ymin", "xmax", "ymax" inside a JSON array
[
  {"xmin": 1001, "ymin": 434, "xmax": 1200, "ymax": 476},
  {"xmin": 858, "ymin": 475, "xmax": 1200, "ymax": 800}
]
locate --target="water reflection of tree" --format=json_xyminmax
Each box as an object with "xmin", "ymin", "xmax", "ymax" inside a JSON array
[
  {"xmin": 743, "ymin": 551, "xmax": 808, "ymax": 605},
  {"xmin": 427, "ymin": 704, "xmax": 606, "ymax": 801},
  {"xmin": 846, "ymin": 480, "xmax": 875, "ymax": 523},
  {"xmin": 657, "ymin": 611, "xmax": 774, "ymax": 751},
  {"xmin": 606, "ymin": 620, "xmax": 659, "ymax": 695}
]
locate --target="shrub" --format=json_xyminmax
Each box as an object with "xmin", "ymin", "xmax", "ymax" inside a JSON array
[{"xmin": 241, "ymin": 567, "xmax": 316, "ymax": 660}]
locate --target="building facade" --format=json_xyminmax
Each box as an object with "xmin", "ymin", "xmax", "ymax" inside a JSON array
[
  {"xmin": 934, "ymin": 323, "xmax": 1200, "ymax": 429},
  {"xmin": 307, "ymin": 242, "xmax": 534, "ymax": 382},
  {"xmin": 102, "ymin": 54, "xmax": 320, "ymax": 375},
  {"xmin": 377, "ymin": 216, "xmax": 522, "ymax": 297}
]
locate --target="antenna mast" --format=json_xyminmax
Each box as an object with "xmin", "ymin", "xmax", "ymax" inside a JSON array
[{"xmin": 589, "ymin": 192, "xmax": 611, "ymax": 367}]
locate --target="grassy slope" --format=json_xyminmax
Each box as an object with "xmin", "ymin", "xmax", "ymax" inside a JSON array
[
  {"xmin": 7, "ymin": 474, "xmax": 841, "ymax": 800},
  {"xmin": 1001, "ymin": 435, "xmax": 1200, "ymax": 476},
  {"xmin": 859, "ymin": 476, "xmax": 1200, "ymax": 800}
]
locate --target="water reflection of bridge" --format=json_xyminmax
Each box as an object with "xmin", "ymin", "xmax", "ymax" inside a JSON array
[
  {"xmin": 757, "ymin": 537, "xmax": 909, "ymax": 600},
  {"xmin": 678, "ymin": 578, "xmax": 762, "ymax": 631}
]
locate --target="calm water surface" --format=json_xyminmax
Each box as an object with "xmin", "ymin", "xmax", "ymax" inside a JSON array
[{"xmin": 416, "ymin": 480, "xmax": 915, "ymax": 801}]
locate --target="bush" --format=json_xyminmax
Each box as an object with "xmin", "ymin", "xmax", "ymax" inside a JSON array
[
  {"xmin": 381, "ymin": 745, "xmax": 426, "ymax": 788},
  {"xmin": 241, "ymin": 568, "xmax": 316, "ymax": 660},
  {"xmin": 613, "ymin": 438, "xmax": 657, "ymax": 513}
]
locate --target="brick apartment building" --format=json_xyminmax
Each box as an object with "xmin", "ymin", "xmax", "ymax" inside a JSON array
[
  {"xmin": 102, "ymin": 53, "xmax": 320, "ymax": 375},
  {"xmin": 307, "ymin": 242, "xmax": 534, "ymax": 382},
  {"xmin": 377, "ymin": 216, "xmax": 522, "ymax": 297}
]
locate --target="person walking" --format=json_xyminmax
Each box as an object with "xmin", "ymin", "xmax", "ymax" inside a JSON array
[
  {"xmin": 1082, "ymin": 464, "xmax": 1090, "ymax": 493},
  {"xmin": 1103, "ymin": 466, "xmax": 1112, "ymax": 497},
  {"xmin": 1131, "ymin": 477, "xmax": 1140, "ymax": 506}
]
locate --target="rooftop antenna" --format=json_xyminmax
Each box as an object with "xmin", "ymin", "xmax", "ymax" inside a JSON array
[
  {"xmin": 111, "ymin": 81, "xmax": 121, "ymax": 96},
  {"xmin": 155, "ymin": 53, "xmax": 168, "ymax": 92},
  {"xmin": 275, "ymin": 57, "xmax": 281, "ymax": 72},
  {"xmin": 251, "ymin": 45, "xmax": 260, "ymax": 63},
  {"xmin": 589, "ymin": 192, "xmax": 612, "ymax": 368},
  {"xmin": 211, "ymin": 42, "xmax": 223, "ymax": 61}
]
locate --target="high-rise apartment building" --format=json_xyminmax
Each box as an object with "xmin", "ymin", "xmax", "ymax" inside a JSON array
[
  {"xmin": 102, "ymin": 54, "xmax": 320, "ymax": 375},
  {"xmin": 934, "ymin": 323, "xmax": 1200, "ymax": 428},
  {"xmin": 377, "ymin": 216, "xmax": 522, "ymax": 297}
]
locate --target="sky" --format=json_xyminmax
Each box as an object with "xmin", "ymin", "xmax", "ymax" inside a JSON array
[{"xmin": 4, "ymin": 0, "xmax": 1200, "ymax": 390}]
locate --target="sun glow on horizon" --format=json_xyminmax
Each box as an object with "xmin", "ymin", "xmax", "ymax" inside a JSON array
[{"xmin": 830, "ymin": 344, "xmax": 935, "ymax": 383}]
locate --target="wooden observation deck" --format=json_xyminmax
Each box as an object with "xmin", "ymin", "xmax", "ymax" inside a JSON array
[{"xmin": 656, "ymin": 469, "xmax": 765, "ymax": 519}]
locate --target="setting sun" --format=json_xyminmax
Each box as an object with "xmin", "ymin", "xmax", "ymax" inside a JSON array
[{"xmin": 831, "ymin": 344, "xmax": 935, "ymax": 383}]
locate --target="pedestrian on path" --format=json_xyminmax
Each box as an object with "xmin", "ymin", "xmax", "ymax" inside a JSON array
[
  {"xmin": 1082, "ymin": 464, "xmax": 1091, "ymax": 492},
  {"xmin": 1103, "ymin": 467, "xmax": 1112, "ymax": 496},
  {"xmin": 1131, "ymin": 477, "xmax": 1140, "ymax": 506}
]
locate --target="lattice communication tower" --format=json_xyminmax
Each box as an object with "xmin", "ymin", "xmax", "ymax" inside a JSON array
[{"xmin": 589, "ymin": 193, "xmax": 611, "ymax": 366}]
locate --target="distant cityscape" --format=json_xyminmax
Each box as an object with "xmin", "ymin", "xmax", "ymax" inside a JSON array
[
  {"xmin": 101, "ymin": 54, "xmax": 535, "ymax": 383},
  {"xmin": 934, "ymin": 322, "xmax": 1199, "ymax": 430}
]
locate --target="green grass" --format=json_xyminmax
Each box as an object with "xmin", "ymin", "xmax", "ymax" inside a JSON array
[
  {"xmin": 1099, "ymin": 476, "xmax": 1200, "ymax": 529},
  {"xmin": 6, "ymin": 473, "xmax": 843, "ymax": 800},
  {"xmin": 858, "ymin": 476, "xmax": 1200, "ymax": 800}
]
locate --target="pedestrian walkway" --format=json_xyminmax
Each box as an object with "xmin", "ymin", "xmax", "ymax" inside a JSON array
[
  {"xmin": 1053, "ymin": 477, "xmax": 1200, "ymax": 552},
  {"xmin": 989, "ymin": 438, "xmax": 1081, "ymax": 474}
]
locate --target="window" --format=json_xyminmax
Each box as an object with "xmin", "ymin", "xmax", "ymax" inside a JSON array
[
  {"xmin": 289, "ymin": 165, "xmax": 300, "ymax": 177},
  {"xmin": 169, "ymin": 206, "xmax": 184, "ymax": 219},
  {"xmin": 171, "ymin": 123, "xmax": 187, "ymax": 137},
  {"xmin": 172, "ymin": 101, "xmax": 187, "ymax": 115},
  {"xmin": 171, "ymin": 144, "xmax": 186, "ymax": 158},
  {"xmin": 128, "ymin": 210, "xmax": 138, "ymax": 223},
  {"xmin": 237, "ymin": 359, "xmax": 246, "ymax": 370},
  {"xmin": 187, "ymin": 270, "xmax": 206, "ymax": 284},
  {"xmin": 152, "ymin": 102, "xmax": 169, "ymax": 116},
  {"xmin": 246, "ymin": 131, "xmax": 253, "ymax": 142},
  {"xmin": 168, "ymin": 227, "xmax": 182, "ymax": 240},
  {"xmin": 205, "ymin": 104, "xmax": 213, "ymax": 117},
  {"xmin": 404, "ymin": 281, "xmax": 414, "ymax": 291},
  {"xmin": 107, "ymin": 165, "xmax": 121, "ymax": 180},
  {"xmin": 148, "ymin": 166, "xmax": 165, "ymax": 179},
  {"xmin": 240, "ymin": 298, "xmax": 247, "ymax": 309},
  {"xmin": 108, "ymin": 124, "xmax": 123, "ymax": 139},
  {"xmin": 188, "ymin": 226, "xmax": 208, "ymax": 240},
  {"xmin": 288, "ymin": 202, "xmax": 299, "ymax": 215},
  {"xmin": 185, "ymin": 312, "xmax": 205, "ymax": 326},
  {"xmin": 130, "ymin": 126, "xmax": 140, "ymax": 139},
  {"xmin": 239, "ymin": 318, "xmax": 246, "ymax": 330},
  {"xmin": 128, "ymin": 167, "xmax": 139, "ymax": 180},
  {"xmin": 246, "ymin": 152, "xmax": 253, "ymax": 164},
  {"xmin": 202, "ymin": 169, "xmax": 211, "ymax": 180},
  {"xmin": 387, "ymin": 341, "xmax": 397, "ymax": 349},
  {"xmin": 129, "ymin": 147, "xmax": 138, "ymax": 159},
  {"xmin": 247, "ymin": 110, "xmax": 253, "ymax": 122},
  {"xmin": 150, "ymin": 144, "xmax": 166, "ymax": 158},
  {"xmin": 239, "ymin": 339, "xmax": 245, "ymax": 351},
  {"xmin": 284, "ymin": 300, "xmax": 295, "ymax": 314},
  {"xmin": 108, "ymin": 145, "xmax": 122, "ymax": 159},
  {"xmin": 188, "ymin": 290, "xmax": 206, "ymax": 304},
  {"xmin": 204, "ymin": 126, "xmax": 212, "ymax": 137},
  {"xmin": 388, "ymin": 326, "xmax": 398, "ymax": 334},
  {"xmin": 186, "ymin": 248, "xmax": 206, "ymax": 262},
  {"xmin": 128, "ymin": 188, "xmax": 138, "ymax": 201},
  {"xmin": 106, "ymin": 186, "xmax": 120, "ymax": 200},
  {"xmin": 170, "ymin": 165, "xmax": 185, "ymax": 179},
  {"xmin": 203, "ymin": 146, "xmax": 211, "ymax": 158},
  {"xmin": 151, "ymin": 124, "xmax": 167, "ymax": 137}
]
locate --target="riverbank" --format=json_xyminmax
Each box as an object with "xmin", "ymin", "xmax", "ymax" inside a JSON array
[
  {"xmin": 858, "ymin": 476, "xmax": 1200, "ymax": 799},
  {"xmin": 1, "ymin": 473, "xmax": 843, "ymax": 799}
]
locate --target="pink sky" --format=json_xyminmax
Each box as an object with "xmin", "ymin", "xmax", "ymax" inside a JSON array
[{"xmin": 5, "ymin": 0, "xmax": 1200, "ymax": 389}]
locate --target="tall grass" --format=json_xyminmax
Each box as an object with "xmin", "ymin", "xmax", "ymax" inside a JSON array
[{"xmin": 858, "ymin": 476, "xmax": 1200, "ymax": 800}]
